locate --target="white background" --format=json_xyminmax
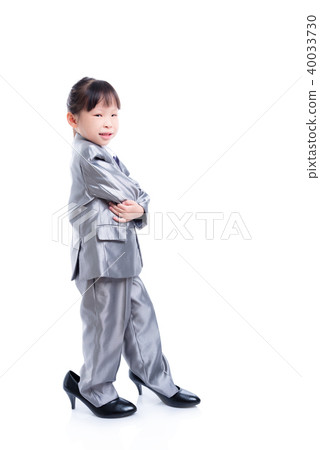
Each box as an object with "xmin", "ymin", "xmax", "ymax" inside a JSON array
[{"xmin": 0, "ymin": 1, "xmax": 319, "ymax": 449}]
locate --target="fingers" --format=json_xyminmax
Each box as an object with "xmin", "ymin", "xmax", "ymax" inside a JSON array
[
  {"xmin": 108, "ymin": 202, "xmax": 128, "ymax": 212},
  {"xmin": 108, "ymin": 203, "xmax": 120, "ymax": 214},
  {"xmin": 108, "ymin": 201, "xmax": 140, "ymax": 222},
  {"xmin": 122, "ymin": 199, "xmax": 135, "ymax": 206},
  {"xmin": 108, "ymin": 203, "xmax": 128, "ymax": 222}
]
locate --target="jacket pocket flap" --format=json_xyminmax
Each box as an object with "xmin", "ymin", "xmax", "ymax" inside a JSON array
[{"xmin": 96, "ymin": 224, "xmax": 127, "ymax": 241}]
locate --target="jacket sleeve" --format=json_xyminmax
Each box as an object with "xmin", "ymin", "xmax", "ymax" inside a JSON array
[
  {"xmin": 79, "ymin": 145, "xmax": 141, "ymax": 204},
  {"xmin": 134, "ymin": 187, "xmax": 150, "ymax": 229},
  {"xmin": 119, "ymin": 160, "xmax": 150, "ymax": 229}
]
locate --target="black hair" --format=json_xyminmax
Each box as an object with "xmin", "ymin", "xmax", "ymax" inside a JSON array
[{"xmin": 66, "ymin": 77, "xmax": 121, "ymax": 137}]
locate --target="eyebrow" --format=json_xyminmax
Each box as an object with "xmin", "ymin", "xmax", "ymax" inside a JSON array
[{"xmin": 94, "ymin": 106, "xmax": 118, "ymax": 112}]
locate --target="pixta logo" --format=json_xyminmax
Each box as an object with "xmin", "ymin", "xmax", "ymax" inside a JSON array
[{"xmin": 51, "ymin": 203, "xmax": 98, "ymax": 248}]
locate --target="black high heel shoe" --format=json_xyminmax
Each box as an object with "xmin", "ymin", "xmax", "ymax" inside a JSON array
[
  {"xmin": 63, "ymin": 370, "xmax": 137, "ymax": 418},
  {"xmin": 129, "ymin": 370, "xmax": 201, "ymax": 408}
]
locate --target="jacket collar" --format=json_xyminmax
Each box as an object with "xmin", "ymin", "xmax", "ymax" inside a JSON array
[
  {"xmin": 74, "ymin": 132, "xmax": 112, "ymax": 152},
  {"xmin": 73, "ymin": 132, "xmax": 129, "ymax": 176}
]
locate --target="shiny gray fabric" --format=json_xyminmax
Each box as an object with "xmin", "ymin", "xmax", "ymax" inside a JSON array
[
  {"xmin": 69, "ymin": 132, "xmax": 178, "ymax": 407},
  {"xmin": 75, "ymin": 275, "xmax": 179, "ymax": 407},
  {"xmin": 68, "ymin": 131, "xmax": 150, "ymax": 281}
]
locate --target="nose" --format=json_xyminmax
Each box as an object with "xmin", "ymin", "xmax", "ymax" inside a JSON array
[{"xmin": 104, "ymin": 117, "xmax": 112, "ymax": 127}]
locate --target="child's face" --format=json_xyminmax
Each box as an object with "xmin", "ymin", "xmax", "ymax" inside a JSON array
[{"xmin": 72, "ymin": 98, "xmax": 119, "ymax": 147}]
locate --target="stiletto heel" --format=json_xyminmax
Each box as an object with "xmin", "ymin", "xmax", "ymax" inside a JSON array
[
  {"xmin": 66, "ymin": 391, "xmax": 76, "ymax": 409},
  {"xmin": 63, "ymin": 370, "xmax": 137, "ymax": 418},
  {"xmin": 135, "ymin": 382, "xmax": 142, "ymax": 395}
]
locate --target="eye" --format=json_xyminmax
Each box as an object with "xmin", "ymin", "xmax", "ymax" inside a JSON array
[
  {"xmin": 95, "ymin": 114, "xmax": 102, "ymax": 117},
  {"xmin": 112, "ymin": 114, "xmax": 118, "ymax": 117}
]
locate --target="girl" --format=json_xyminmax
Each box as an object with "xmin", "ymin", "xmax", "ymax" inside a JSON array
[{"xmin": 62, "ymin": 77, "xmax": 200, "ymax": 418}]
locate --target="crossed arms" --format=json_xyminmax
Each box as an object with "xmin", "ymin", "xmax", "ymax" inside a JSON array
[{"xmin": 79, "ymin": 145, "xmax": 150, "ymax": 228}]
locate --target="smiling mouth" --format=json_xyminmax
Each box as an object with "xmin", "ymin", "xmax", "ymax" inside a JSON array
[{"xmin": 99, "ymin": 133, "xmax": 112, "ymax": 136}]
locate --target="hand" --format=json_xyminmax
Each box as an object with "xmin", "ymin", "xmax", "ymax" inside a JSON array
[{"xmin": 108, "ymin": 199, "xmax": 145, "ymax": 223}]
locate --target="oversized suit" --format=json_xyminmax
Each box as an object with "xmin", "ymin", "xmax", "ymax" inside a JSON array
[
  {"xmin": 68, "ymin": 131, "xmax": 150, "ymax": 281},
  {"xmin": 68, "ymin": 132, "xmax": 179, "ymax": 407}
]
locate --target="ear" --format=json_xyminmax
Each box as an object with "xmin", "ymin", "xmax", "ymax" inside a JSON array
[{"xmin": 67, "ymin": 112, "xmax": 78, "ymax": 129}]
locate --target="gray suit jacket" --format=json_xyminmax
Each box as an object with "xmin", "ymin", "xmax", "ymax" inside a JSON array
[{"xmin": 68, "ymin": 132, "xmax": 150, "ymax": 281}]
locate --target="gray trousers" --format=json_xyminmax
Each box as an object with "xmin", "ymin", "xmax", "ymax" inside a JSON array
[{"xmin": 75, "ymin": 275, "xmax": 179, "ymax": 407}]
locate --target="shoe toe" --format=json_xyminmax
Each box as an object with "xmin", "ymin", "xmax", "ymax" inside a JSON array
[
  {"xmin": 116, "ymin": 397, "xmax": 137, "ymax": 413},
  {"xmin": 98, "ymin": 397, "xmax": 137, "ymax": 416},
  {"xmin": 172, "ymin": 388, "xmax": 201, "ymax": 406}
]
